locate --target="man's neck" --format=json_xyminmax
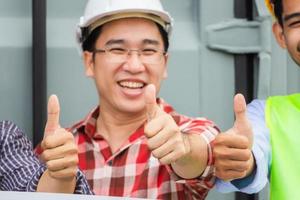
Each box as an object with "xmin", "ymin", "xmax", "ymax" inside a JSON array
[{"xmin": 96, "ymin": 105, "xmax": 147, "ymax": 153}]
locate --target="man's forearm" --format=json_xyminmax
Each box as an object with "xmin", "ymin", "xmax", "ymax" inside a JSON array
[{"xmin": 171, "ymin": 133, "xmax": 208, "ymax": 179}]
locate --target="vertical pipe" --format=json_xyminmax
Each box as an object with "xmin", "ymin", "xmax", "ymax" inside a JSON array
[
  {"xmin": 234, "ymin": 0, "xmax": 258, "ymax": 199},
  {"xmin": 234, "ymin": 0, "xmax": 254, "ymax": 103},
  {"xmin": 32, "ymin": 0, "xmax": 47, "ymax": 147}
]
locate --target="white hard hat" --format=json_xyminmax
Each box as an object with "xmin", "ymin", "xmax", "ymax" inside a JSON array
[{"xmin": 76, "ymin": 0, "xmax": 173, "ymax": 52}]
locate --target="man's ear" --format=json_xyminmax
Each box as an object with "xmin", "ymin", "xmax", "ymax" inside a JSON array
[
  {"xmin": 83, "ymin": 51, "xmax": 95, "ymax": 77},
  {"xmin": 272, "ymin": 22, "xmax": 287, "ymax": 49}
]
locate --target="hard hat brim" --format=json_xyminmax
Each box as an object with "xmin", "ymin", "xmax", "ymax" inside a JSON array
[{"xmin": 79, "ymin": 8, "xmax": 173, "ymax": 34}]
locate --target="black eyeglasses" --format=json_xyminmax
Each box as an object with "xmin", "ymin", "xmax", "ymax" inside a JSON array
[{"xmin": 93, "ymin": 46, "xmax": 166, "ymax": 64}]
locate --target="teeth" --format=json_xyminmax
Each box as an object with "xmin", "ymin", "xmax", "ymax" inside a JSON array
[{"xmin": 119, "ymin": 81, "xmax": 144, "ymax": 89}]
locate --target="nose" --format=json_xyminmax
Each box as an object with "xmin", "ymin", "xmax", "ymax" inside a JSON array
[{"xmin": 123, "ymin": 51, "xmax": 145, "ymax": 73}]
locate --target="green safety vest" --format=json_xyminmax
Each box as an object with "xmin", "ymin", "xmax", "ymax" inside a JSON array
[{"xmin": 266, "ymin": 93, "xmax": 300, "ymax": 200}]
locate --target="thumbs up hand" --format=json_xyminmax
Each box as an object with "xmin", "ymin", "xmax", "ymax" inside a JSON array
[
  {"xmin": 41, "ymin": 95, "xmax": 78, "ymax": 180},
  {"xmin": 213, "ymin": 94, "xmax": 255, "ymax": 181},
  {"xmin": 144, "ymin": 84, "xmax": 190, "ymax": 165}
]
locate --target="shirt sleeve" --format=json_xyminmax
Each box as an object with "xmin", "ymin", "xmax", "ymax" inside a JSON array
[
  {"xmin": 0, "ymin": 121, "xmax": 46, "ymax": 191},
  {"xmin": 74, "ymin": 170, "xmax": 94, "ymax": 194},
  {"xmin": 215, "ymin": 100, "xmax": 270, "ymax": 194},
  {"xmin": 0, "ymin": 121, "xmax": 93, "ymax": 194}
]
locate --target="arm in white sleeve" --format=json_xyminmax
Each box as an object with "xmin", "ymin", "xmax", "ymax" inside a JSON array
[{"xmin": 215, "ymin": 99, "xmax": 271, "ymax": 193}]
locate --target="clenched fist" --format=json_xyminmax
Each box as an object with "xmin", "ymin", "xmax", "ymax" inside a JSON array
[
  {"xmin": 41, "ymin": 95, "xmax": 78, "ymax": 180},
  {"xmin": 144, "ymin": 84, "xmax": 190, "ymax": 165},
  {"xmin": 213, "ymin": 94, "xmax": 255, "ymax": 181}
]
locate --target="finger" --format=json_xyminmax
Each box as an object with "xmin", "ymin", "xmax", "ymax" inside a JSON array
[
  {"xmin": 147, "ymin": 129, "xmax": 169, "ymax": 150},
  {"xmin": 214, "ymin": 133, "xmax": 249, "ymax": 149},
  {"xmin": 48, "ymin": 166, "xmax": 78, "ymax": 179},
  {"xmin": 144, "ymin": 84, "xmax": 157, "ymax": 121},
  {"xmin": 41, "ymin": 142, "xmax": 78, "ymax": 161},
  {"xmin": 41, "ymin": 129, "xmax": 74, "ymax": 150},
  {"xmin": 233, "ymin": 93, "xmax": 247, "ymax": 126},
  {"xmin": 215, "ymin": 169, "xmax": 247, "ymax": 181},
  {"xmin": 144, "ymin": 114, "xmax": 168, "ymax": 138},
  {"xmin": 152, "ymin": 135, "xmax": 186, "ymax": 163},
  {"xmin": 44, "ymin": 95, "xmax": 60, "ymax": 137},
  {"xmin": 151, "ymin": 142, "xmax": 173, "ymax": 160},
  {"xmin": 215, "ymin": 160, "xmax": 250, "ymax": 172},
  {"xmin": 46, "ymin": 156, "xmax": 78, "ymax": 171},
  {"xmin": 159, "ymin": 151, "xmax": 180, "ymax": 165},
  {"xmin": 214, "ymin": 147, "xmax": 252, "ymax": 161}
]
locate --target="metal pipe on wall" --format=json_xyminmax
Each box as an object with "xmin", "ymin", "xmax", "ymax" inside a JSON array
[
  {"xmin": 32, "ymin": 0, "xmax": 47, "ymax": 147},
  {"xmin": 234, "ymin": 0, "xmax": 257, "ymax": 199}
]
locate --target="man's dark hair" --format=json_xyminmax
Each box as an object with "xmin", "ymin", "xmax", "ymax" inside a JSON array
[
  {"xmin": 272, "ymin": 0, "xmax": 283, "ymax": 26},
  {"xmin": 82, "ymin": 22, "xmax": 169, "ymax": 53}
]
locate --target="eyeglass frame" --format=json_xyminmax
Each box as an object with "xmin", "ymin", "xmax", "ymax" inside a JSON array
[{"xmin": 92, "ymin": 46, "xmax": 167, "ymax": 64}]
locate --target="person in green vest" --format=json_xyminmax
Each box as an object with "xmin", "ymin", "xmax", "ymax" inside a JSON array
[{"xmin": 214, "ymin": 0, "xmax": 300, "ymax": 199}]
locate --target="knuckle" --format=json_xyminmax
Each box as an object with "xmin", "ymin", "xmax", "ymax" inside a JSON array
[
  {"xmin": 64, "ymin": 168, "xmax": 77, "ymax": 178},
  {"xmin": 213, "ymin": 147, "xmax": 220, "ymax": 157},
  {"xmin": 41, "ymin": 151, "xmax": 51, "ymax": 161},
  {"xmin": 151, "ymin": 150, "xmax": 160, "ymax": 159},
  {"xmin": 240, "ymin": 136, "xmax": 250, "ymax": 147},
  {"xmin": 214, "ymin": 159, "xmax": 223, "ymax": 168},
  {"xmin": 214, "ymin": 148, "xmax": 229, "ymax": 159},
  {"xmin": 58, "ymin": 129, "xmax": 73, "ymax": 139},
  {"xmin": 74, "ymin": 157, "xmax": 79, "ymax": 165},
  {"xmin": 65, "ymin": 171, "xmax": 77, "ymax": 179},
  {"xmin": 69, "ymin": 156, "xmax": 79, "ymax": 166},
  {"xmin": 215, "ymin": 170, "xmax": 226, "ymax": 179},
  {"xmin": 48, "ymin": 171, "xmax": 57, "ymax": 178},
  {"xmin": 46, "ymin": 161, "xmax": 55, "ymax": 170},
  {"xmin": 66, "ymin": 143, "xmax": 78, "ymax": 154},
  {"xmin": 213, "ymin": 151, "xmax": 224, "ymax": 161},
  {"xmin": 214, "ymin": 134, "xmax": 229, "ymax": 145},
  {"xmin": 71, "ymin": 143, "xmax": 79, "ymax": 153},
  {"xmin": 243, "ymin": 150, "xmax": 252, "ymax": 160},
  {"xmin": 159, "ymin": 158, "xmax": 168, "ymax": 165},
  {"xmin": 222, "ymin": 151, "xmax": 232, "ymax": 158},
  {"xmin": 43, "ymin": 138, "xmax": 53, "ymax": 149},
  {"xmin": 213, "ymin": 136, "xmax": 222, "ymax": 145},
  {"xmin": 237, "ymin": 162, "xmax": 248, "ymax": 171},
  {"xmin": 239, "ymin": 149, "xmax": 251, "ymax": 161},
  {"xmin": 71, "ymin": 168, "xmax": 78, "ymax": 177},
  {"xmin": 217, "ymin": 160, "xmax": 228, "ymax": 168},
  {"xmin": 173, "ymin": 136, "xmax": 182, "ymax": 147},
  {"xmin": 65, "ymin": 131, "xmax": 74, "ymax": 140},
  {"xmin": 239, "ymin": 171, "xmax": 247, "ymax": 179},
  {"xmin": 169, "ymin": 124, "xmax": 179, "ymax": 134},
  {"xmin": 147, "ymin": 140, "xmax": 155, "ymax": 151}
]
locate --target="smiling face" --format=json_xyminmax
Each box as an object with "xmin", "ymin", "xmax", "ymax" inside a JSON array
[
  {"xmin": 273, "ymin": 0, "xmax": 300, "ymax": 66},
  {"xmin": 83, "ymin": 18, "xmax": 168, "ymax": 116}
]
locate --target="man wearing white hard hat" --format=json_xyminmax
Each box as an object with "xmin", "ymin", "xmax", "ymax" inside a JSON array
[{"xmin": 37, "ymin": 0, "xmax": 220, "ymax": 199}]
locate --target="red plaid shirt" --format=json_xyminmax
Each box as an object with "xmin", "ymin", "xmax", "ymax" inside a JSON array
[{"xmin": 63, "ymin": 99, "xmax": 218, "ymax": 199}]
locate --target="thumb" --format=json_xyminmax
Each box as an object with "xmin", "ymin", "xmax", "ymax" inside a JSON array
[
  {"xmin": 233, "ymin": 93, "xmax": 253, "ymax": 142},
  {"xmin": 233, "ymin": 93, "xmax": 247, "ymax": 125},
  {"xmin": 144, "ymin": 84, "xmax": 157, "ymax": 121},
  {"xmin": 44, "ymin": 94, "xmax": 60, "ymax": 138}
]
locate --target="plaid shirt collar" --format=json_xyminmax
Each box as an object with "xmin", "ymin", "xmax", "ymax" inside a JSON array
[{"xmin": 71, "ymin": 98, "xmax": 175, "ymax": 149}]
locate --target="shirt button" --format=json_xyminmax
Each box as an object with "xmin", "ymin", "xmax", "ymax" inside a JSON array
[{"xmin": 108, "ymin": 161, "xmax": 113, "ymax": 166}]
